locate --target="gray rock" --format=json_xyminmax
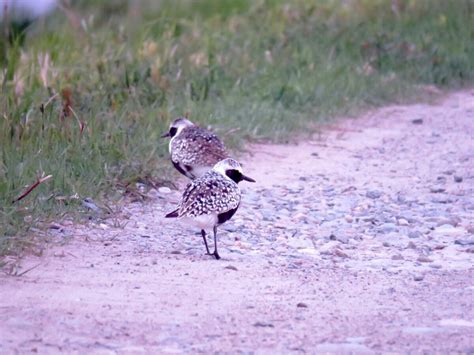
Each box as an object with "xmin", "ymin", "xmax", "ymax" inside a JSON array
[
  {"xmin": 396, "ymin": 193, "xmax": 407, "ymax": 204},
  {"xmin": 436, "ymin": 216, "xmax": 461, "ymax": 227},
  {"xmin": 261, "ymin": 210, "xmax": 275, "ymax": 221},
  {"xmin": 82, "ymin": 198, "xmax": 100, "ymax": 212},
  {"xmin": 366, "ymin": 190, "xmax": 382, "ymax": 199},
  {"xmin": 431, "ymin": 196, "xmax": 454, "ymax": 204},
  {"xmin": 417, "ymin": 256, "xmax": 433, "ymax": 263},
  {"xmin": 223, "ymin": 224, "xmax": 240, "ymax": 233},
  {"xmin": 413, "ymin": 274, "xmax": 424, "ymax": 281},
  {"xmin": 454, "ymin": 237, "xmax": 474, "ymax": 246},
  {"xmin": 434, "ymin": 224, "xmax": 465, "ymax": 236},
  {"xmin": 253, "ymin": 322, "xmax": 274, "ymax": 328},
  {"xmin": 379, "ymin": 223, "xmax": 398, "ymax": 233},
  {"xmin": 329, "ymin": 234, "xmax": 350, "ymax": 244},
  {"xmin": 408, "ymin": 230, "xmax": 422, "ymax": 239}
]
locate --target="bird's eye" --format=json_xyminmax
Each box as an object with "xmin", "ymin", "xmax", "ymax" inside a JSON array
[
  {"xmin": 225, "ymin": 169, "xmax": 242, "ymax": 183},
  {"xmin": 169, "ymin": 127, "xmax": 178, "ymax": 137}
]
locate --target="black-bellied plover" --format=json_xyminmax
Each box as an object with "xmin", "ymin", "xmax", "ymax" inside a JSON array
[
  {"xmin": 165, "ymin": 158, "xmax": 255, "ymax": 259},
  {"xmin": 161, "ymin": 117, "xmax": 228, "ymax": 179}
]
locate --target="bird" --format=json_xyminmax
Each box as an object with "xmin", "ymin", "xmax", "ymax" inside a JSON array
[
  {"xmin": 165, "ymin": 158, "xmax": 255, "ymax": 260},
  {"xmin": 161, "ymin": 117, "xmax": 228, "ymax": 180}
]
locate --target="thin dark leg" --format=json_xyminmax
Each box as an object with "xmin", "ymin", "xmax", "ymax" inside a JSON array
[
  {"xmin": 212, "ymin": 225, "xmax": 221, "ymax": 260},
  {"xmin": 201, "ymin": 229, "xmax": 211, "ymax": 255}
]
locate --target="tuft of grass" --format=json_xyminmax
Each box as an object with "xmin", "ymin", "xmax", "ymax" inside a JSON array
[{"xmin": 1, "ymin": 0, "xmax": 473, "ymax": 259}]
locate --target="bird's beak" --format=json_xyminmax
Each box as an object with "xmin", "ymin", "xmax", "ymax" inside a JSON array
[
  {"xmin": 242, "ymin": 174, "xmax": 256, "ymax": 183},
  {"xmin": 161, "ymin": 132, "xmax": 170, "ymax": 138}
]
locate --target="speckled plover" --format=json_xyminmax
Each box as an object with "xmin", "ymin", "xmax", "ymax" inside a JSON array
[
  {"xmin": 165, "ymin": 158, "xmax": 255, "ymax": 259},
  {"xmin": 161, "ymin": 117, "xmax": 228, "ymax": 180}
]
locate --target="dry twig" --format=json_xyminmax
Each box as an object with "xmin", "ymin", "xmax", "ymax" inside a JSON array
[{"xmin": 12, "ymin": 175, "xmax": 53, "ymax": 203}]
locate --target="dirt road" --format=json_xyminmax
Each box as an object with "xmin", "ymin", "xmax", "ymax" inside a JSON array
[{"xmin": 1, "ymin": 91, "xmax": 473, "ymax": 353}]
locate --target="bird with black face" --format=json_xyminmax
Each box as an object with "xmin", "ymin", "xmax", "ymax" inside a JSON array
[
  {"xmin": 161, "ymin": 117, "xmax": 228, "ymax": 180},
  {"xmin": 165, "ymin": 158, "xmax": 255, "ymax": 260}
]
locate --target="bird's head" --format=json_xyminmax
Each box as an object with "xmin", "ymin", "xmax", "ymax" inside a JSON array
[
  {"xmin": 161, "ymin": 117, "xmax": 194, "ymax": 139},
  {"xmin": 213, "ymin": 158, "xmax": 255, "ymax": 184}
]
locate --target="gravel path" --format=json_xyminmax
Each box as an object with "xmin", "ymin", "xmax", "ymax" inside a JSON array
[{"xmin": 1, "ymin": 90, "xmax": 473, "ymax": 353}]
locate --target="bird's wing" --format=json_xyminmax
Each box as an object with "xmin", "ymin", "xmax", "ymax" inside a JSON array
[
  {"xmin": 172, "ymin": 128, "xmax": 228, "ymax": 166},
  {"xmin": 178, "ymin": 173, "xmax": 240, "ymax": 217}
]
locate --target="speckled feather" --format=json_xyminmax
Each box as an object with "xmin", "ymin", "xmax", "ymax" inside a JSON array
[
  {"xmin": 175, "ymin": 171, "xmax": 240, "ymax": 218},
  {"xmin": 170, "ymin": 126, "xmax": 228, "ymax": 167}
]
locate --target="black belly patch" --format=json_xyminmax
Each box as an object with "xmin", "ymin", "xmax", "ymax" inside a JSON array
[
  {"xmin": 218, "ymin": 204, "xmax": 239, "ymax": 225},
  {"xmin": 172, "ymin": 161, "xmax": 195, "ymax": 179}
]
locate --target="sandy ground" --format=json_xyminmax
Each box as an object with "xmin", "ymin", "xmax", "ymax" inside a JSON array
[{"xmin": 1, "ymin": 90, "xmax": 473, "ymax": 354}]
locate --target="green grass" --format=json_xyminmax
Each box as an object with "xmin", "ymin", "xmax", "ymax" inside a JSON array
[{"xmin": 1, "ymin": 0, "xmax": 473, "ymax": 260}]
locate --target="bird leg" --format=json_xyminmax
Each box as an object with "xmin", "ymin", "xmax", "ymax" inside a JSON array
[
  {"xmin": 201, "ymin": 229, "xmax": 211, "ymax": 255},
  {"xmin": 212, "ymin": 225, "xmax": 221, "ymax": 260}
]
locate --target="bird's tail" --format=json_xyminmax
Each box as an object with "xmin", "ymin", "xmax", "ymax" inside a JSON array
[{"xmin": 165, "ymin": 209, "xmax": 179, "ymax": 218}]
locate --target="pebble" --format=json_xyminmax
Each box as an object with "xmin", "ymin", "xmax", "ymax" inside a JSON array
[
  {"xmin": 366, "ymin": 190, "xmax": 382, "ymax": 199},
  {"xmin": 158, "ymin": 186, "xmax": 172, "ymax": 194},
  {"xmin": 82, "ymin": 198, "xmax": 100, "ymax": 212},
  {"xmin": 454, "ymin": 237, "xmax": 474, "ymax": 246},
  {"xmin": 408, "ymin": 230, "xmax": 422, "ymax": 239},
  {"xmin": 253, "ymin": 322, "xmax": 274, "ymax": 328},
  {"xmin": 293, "ymin": 212, "xmax": 307, "ymax": 222},
  {"xmin": 329, "ymin": 234, "xmax": 350, "ymax": 244},
  {"xmin": 453, "ymin": 175, "xmax": 463, "ymax": 183},
  {"xmin": 224, "ymin": 265, "xmax": 238, "ymax": 271},
  {"xmin": 223, "ymin": 224, "xmax": 240, "ymax": 233},
  {"xmin": 417, "ymin": 256, "xmax": 433, "ymax": 263},
  {"xmin": 413, "ymin": 274, "xmax": 424, "ymax": 281},
  {"xmin": 297, "ymin": 302, "xmax": 308, "ymax": 308},
  {"xmin": 397, "ymin": 218, "xmax": 409, "ymax": 226},
  {"xmin": 434, "ymin": 224, "xmax": 465, "ymax": 236},
  {"xmin": 379, "ymin": 223, "xmax": 397, "ymax": 233},
  {"xmin": 436, "ymin": 216, "xmax": 461, "ymax": 227},
  {"xmin": 49, "ymin": 223, "xmax": 62, "ymax": 230},
  {"xmin": 334, "ymin": 249, "xmax": 349, "ymax": 258},
  {"xmin": 431, "ymin": 196, "xmax": 453, "ymax": 204}
]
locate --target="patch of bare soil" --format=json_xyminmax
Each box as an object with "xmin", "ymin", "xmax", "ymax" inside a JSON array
[{"xmin": 1, "ymin": 91, "xmax": 473, "ymax": 353}]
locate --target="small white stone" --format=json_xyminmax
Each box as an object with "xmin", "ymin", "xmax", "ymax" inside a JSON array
[
  {"xmin": 398, "ymin": 218, "xmax": 409, "ymax": 226},
  {"xmin": 158, "ymin": 186, "xmax": 172, "ymax": 194}
]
